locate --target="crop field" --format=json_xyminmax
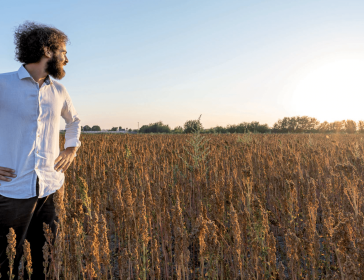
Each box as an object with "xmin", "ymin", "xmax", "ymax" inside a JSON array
[{"xmin": 8, "ymin": 133, "xmax": 364, "ymax": 279}]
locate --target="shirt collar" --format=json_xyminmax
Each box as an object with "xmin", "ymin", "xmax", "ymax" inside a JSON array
[
  {"xmin": 17, "ymin": 65, "xmax": 53, "ymax": 85},
  {"xmin": 17, "ymin": 65, "xmax": 31, "ymax": 80}
]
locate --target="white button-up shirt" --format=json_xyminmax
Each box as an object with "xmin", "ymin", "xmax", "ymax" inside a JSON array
[{"xmin": 0, "ymin": 65, "xmax": 81, "ymax": 199}]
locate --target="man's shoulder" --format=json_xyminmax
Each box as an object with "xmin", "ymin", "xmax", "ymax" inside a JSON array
[
  {"xmin": 0, "ymin": 71, "xmax": 19, "ymax": 90},
  {"xmin": 51, "ymin": 80, "xmax": 68, "ymax": 94},
  {"xmin": 0, "ymin": 71, "xmax": 18, "ymax": 82}
]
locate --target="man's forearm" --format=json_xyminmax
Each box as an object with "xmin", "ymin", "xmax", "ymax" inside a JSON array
[{"xmin": 64, "ymin": 117, "xmax": 81, "ymax": 149}]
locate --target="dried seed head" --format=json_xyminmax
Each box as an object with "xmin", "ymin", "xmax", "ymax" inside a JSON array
[
  {"xmin": 6, "ymin": 228, "xmax": 16, "ymax": 280},
  {"xmin": 23, "ymin": 239, "xmax": 33, "ymax": 279}
]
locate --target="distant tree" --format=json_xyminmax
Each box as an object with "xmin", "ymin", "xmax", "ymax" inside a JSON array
[
  {"xmin": 330, "ymin": 121, "xmax": 345, "ymax": 133},
  {"xmin": 184, "ymin": 115, "xmax": 203, "ymax": 133},
  {"xmin": 246, "ymin": 121, "xmax": 270, "ymax": 133},
  {"xmin": 327, "ymin": 122, "xmax": 335, "ymax": 133},
  {"xmin": 139, "ymin": 121, "xmax": 171, "ymax": 133},
  {"xmin": 273, "ymin": 117, "xmax": 289, "ymax": 133},
  {"xmin": 318, "ymin": 121, "xmax": 330, "ymax": 133},
  {"xmin": 201, "ymin": 128, "xmax": 215, "ymax": 134},
  {"xmin": 173, "ymin": 126, "xmax": 184, "ymax": 134},
  {"xmin": 254, "ymin": 123, "xmax": 270, "ymax": 133},
  {"xmin": 236, "ymin": 123, "xmax": 249, "ymax": 133},
  {"xmin": 345, "ymin": 120, "xmax": 357, "ymax": 133},
  {"xmin": 296, "ymin": 116, "xmax": 319, "ymax": 132},
  {"xmin": 118, "ymin": 126, "xmax": 123, "ymax": 131},
  {"xmin": 226, "ymin": 124, "xmax": 238, "ymax": 133},
  {"xmin": 83, "ymin": 125, "xmax": 92, "ymax": 131},
  {"xmin": 212, "ymin": 126, "xmax": 227, "ymax": 133},
  {"xmin": 110, "ymin": 127, "xmax": 118, "ymax": 131},
  {"xmin": 272, "ymin": 116, "xmax": 319, "ymax": 133},
  {"xmin": 358, "ymin": 121, "xmax": 364, "ymax": 133},
  {"xmin": 91, "ymin": 125, "xmax": 101, "ymax": 131}
]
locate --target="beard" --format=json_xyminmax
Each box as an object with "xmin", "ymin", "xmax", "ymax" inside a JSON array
[{"xmin": 45, "ymin": 56, "xmax": 66, "ymax": 80}]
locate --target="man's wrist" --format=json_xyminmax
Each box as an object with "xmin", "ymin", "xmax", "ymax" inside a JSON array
[{"xmin": 66, "ymin": 146, "xmax": 78, "ymax": 153}]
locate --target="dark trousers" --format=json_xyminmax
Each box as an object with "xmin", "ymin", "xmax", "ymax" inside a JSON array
[{"xmin": 0, "ymin": 177, "xmax": 58, "ymax": 279}]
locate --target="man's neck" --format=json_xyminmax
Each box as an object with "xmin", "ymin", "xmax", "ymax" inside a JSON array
[{"xmin": 24, "ymin": 61, "xmax": 48, "ymax": 88}]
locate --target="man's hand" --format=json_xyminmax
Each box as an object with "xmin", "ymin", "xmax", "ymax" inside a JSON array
[
  {"xmin": 54, "ymin": 147, "xmax": 77, "ymax": 173},
  {"xmin": 0, "ymin": 166, "xmax": 16, "ymax": 184}
]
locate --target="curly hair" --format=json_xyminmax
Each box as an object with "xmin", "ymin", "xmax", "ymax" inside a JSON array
[{"xmin": 14, "ymin": 21, "xmax": 69, "ymax": 64}]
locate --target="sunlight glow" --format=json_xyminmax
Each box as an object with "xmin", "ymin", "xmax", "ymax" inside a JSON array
[{"xmin": 291, "ymin": 58, "xmax": 364, "ymax": 123}]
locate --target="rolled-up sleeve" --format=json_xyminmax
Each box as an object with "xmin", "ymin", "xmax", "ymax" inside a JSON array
[{"xmin": 61, "ymin": 90, "xmax": 81, "ymax": 150}]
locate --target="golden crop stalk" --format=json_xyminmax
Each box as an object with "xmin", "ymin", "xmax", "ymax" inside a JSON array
[{"xmin": 5, "ymin": 133, "xmax": 363, "ymax": 279}]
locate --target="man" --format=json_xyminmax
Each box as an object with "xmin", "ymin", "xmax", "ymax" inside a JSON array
[{"xmin": 0, "ymin": 22, "xmax": 81, "ymax": 279}]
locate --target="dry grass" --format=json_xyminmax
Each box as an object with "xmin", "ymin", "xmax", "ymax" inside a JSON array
[{"xmin": 8, "ymin": 133, "xmax": 364, "ymax": 279}]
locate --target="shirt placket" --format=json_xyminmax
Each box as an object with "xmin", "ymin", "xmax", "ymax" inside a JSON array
[{"xmin": 35, "ymin": 82, "xmax": 43, "ymax": 195}]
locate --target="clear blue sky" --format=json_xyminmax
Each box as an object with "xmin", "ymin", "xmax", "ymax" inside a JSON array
[{"xmin": 1, "ymin": 0, "xmax": 364, "ymax": 129}]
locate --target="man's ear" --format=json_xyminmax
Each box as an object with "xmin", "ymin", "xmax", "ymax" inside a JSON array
[{"xmin": 43, "ymin": 47, "xmax": 53, "ymax": 58}]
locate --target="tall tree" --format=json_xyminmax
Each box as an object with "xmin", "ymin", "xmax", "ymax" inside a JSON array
[
  {"xmin": 330, "ymin": 121, "xmax": 344, "ymax": 133},
  {"xmin": 318, "ymin": 121, "xmax": 329, "ymax": 133},
  {"xmin": 358, "ymin": 121, "xmax": 364, "ymax": 133},
  {"xmin": 345, "ymin": 120, "xmax": 357, "ymax": 133},
  {"xmin": 139, "ymin": 121, "xmax": 171, "ymax": 133},
  {"xmin": 184, "ymin": 115, "xmax": 203, "ymax": 133},
  {"xmin": 172, "ymin": 126, "xmax": 184, "ymax": 134},
  {"xmin": 83, "ymin": 125, "xmax": 92, "ymax": 131}
]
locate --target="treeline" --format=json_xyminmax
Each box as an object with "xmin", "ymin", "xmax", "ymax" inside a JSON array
[
  {"xmin": 80, "ymin": 116, "xmax": 364, "ymax": 134},
  {"xmin": 139, "ymin": 119, "xmax": 270, "ymax": 134},
  {"xmin": 82, "ymin": 125, "xmax": 101, "ymax": 131},
  {"xmin": 81, "ymin": 125, "xmax": 137, "ymax": 132},
  {"xmin": 272, "ymin": 116, "xmax": 364, "ymax": 133},
  {"xmin": 139, "ymin": 116, "xmax": 364, "ymax": 134}
]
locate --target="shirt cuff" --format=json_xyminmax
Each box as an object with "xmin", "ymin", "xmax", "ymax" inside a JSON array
[{"xmin": 64, "ymin": 139, "xmax": 81, "ymax": 150}]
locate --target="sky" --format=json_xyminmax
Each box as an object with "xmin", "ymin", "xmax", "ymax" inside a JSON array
[{"xmin": 1, "ymin": 0, "xmax": 364, "ymax": 130}]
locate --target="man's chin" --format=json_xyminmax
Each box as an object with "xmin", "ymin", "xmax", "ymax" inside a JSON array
[{"xmin": 50, "ymin": 70, "xmax": 66, "ymax": 80}]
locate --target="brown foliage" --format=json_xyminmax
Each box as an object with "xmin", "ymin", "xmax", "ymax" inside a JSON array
[{"xmin": 8, "ymin": 133, "xmax": 364, "ymax": 279}]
